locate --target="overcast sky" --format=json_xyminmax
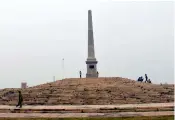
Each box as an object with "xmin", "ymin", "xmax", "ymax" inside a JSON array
[{"xmin": 0, "ymin": 0, "xmax": 174, "ymax": 88}]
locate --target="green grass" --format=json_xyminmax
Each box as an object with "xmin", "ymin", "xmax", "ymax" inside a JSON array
[{"xmin": 0, "ymin": 116, "xmax": 174, "ymax": 120}]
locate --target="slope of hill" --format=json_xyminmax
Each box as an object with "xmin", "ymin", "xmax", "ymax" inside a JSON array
[{"xmin": 0, "ymin": 77, "xmax": 174, "ymax": 105}]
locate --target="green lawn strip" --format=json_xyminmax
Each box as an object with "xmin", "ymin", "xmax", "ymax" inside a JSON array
[{"xmin": 0, "ymin": 116, "xmax": 174, "ymax": 120}]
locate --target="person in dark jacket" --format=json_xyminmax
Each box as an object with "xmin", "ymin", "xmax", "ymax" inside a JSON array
[
  {"xmin": 79, "ymin": 71, "xmax": 82, "ymax": 78},
  {"xmin": 148, "ymin": 79, "xmax": 152, "ymax": 83},
  {"xmin": 145, "ymin": 74, "xmax": 148, "ymax": 83},
  {"xmin": 137, "ymin": 77, "xmax": 141, "ymax": 82},
  {"xmin": 16, "ymin": 90, "xmax": 23, "ymax": 108},
  {"xmin": 137, "ymin": 76, "xmax": 143, "ymax": 82},
  {"xmin": 140, "ymin": 76, "xmax": 144, "ymax": 82}
]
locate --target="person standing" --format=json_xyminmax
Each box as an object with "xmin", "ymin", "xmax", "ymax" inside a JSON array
[
  {"xmin": 79, "ymin": 71, "xmax": 82, "ymax": 78},
  {"xmin": 16, "ymin": 90, "xmax": 23, "ymax": 108},
  {"xmin": 145, "ymin": 74, "xmax": 148, "ymax": 83}
]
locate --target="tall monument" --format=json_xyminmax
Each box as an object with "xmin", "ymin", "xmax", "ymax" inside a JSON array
[{"xmin": 86, "ymin": 10, "xmax": 98, "ymax": 78}]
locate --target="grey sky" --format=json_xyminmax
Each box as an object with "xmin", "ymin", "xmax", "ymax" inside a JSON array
[{"xmin": 0, "ymin": 0, "xmax": 174, "ymax": 88}]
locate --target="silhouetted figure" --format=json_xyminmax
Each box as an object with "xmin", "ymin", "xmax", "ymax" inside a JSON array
[
  {"xmin": 16, "ymin": 90, "xmax": 23, "ymax": 108},
  {"xmin": 137, "ymin": 77, "xmax": 141, "ymax": 82},
  {"xmin": 145, "ymin": 74, "xmax": 148, "ymax": 83},
  {"xmin": 140, "ymin": 76, "xmax": 144, "ymax": 82},
  {"xmin": 79, "ymin": 71, "xmax": 82, "ymax": 78},
  {"xmin": 137, "ymin": 76, "xmax": 144, "ymax": 82},
  {"xmin": 148, "ymin": 79, "xmax": 152, "ymax": 83},
  {"xmin": 141, "ymin": 76, "xmax": 144, "ymax": 82},
  {"xmin": 97, "ymin": 71, "xmax": 99, "ymax": 77}
]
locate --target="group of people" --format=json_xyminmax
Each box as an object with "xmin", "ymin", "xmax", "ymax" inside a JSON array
[{"xmin": 137, "ymin": 74, "xmax": 151, "ymax": 83}]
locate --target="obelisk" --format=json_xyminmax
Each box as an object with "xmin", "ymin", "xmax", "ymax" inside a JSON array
[{"xmin": 86, "ymin": 10, "xmax": 98, "ymax": 78}]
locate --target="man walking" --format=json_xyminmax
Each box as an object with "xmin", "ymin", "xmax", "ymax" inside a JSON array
[{"xmin": 16, "ymin": 90, "xmax": 23, "ymax": 108}]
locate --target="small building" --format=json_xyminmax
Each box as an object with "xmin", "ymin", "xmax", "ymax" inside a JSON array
[{"xmin": 21, "ymin": 82, "xmax": 27, "ymax": 89}]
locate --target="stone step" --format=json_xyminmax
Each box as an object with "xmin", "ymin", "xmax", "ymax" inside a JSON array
[
  {"xmin": 0, "ymin": 106, "xmax": 173, "ymax": 113},
  {"xmin": 0, "ymin": 103, "xmax": 173, "ymax": 113},
  {"xmin": 0, "ymin": 111, "xmax": 174, "ymax": 118}
]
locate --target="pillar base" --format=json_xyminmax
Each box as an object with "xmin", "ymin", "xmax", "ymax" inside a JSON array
[{"xmin": 86, "ymin": 73, "xmax": 98, "ymax": 78}]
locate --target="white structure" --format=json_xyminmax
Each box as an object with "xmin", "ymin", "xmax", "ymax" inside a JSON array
[
  {"xmin": 86, "ymin": 10, "xmax": 98, "ymax": 78},
  {"xmin": 21, "ymin": 82, "xmax": 27, "ymax": 89}
]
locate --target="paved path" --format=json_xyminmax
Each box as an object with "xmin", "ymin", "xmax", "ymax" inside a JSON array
[
  {"xmin": 0, "ymin": 111, "xmax": 173, "ymax": 118},
  {"xmin": 0, "ymin": 103, "xmax": 173, "ymax": 118},
  {"xmin": 0, "ymin": 102, "xmax": 173, "ymax": 110}
]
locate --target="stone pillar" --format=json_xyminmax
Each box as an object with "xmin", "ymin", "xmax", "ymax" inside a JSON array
[{"xmin": 86, "ymin": 10, "xmax": 98, "ymax": 78}]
